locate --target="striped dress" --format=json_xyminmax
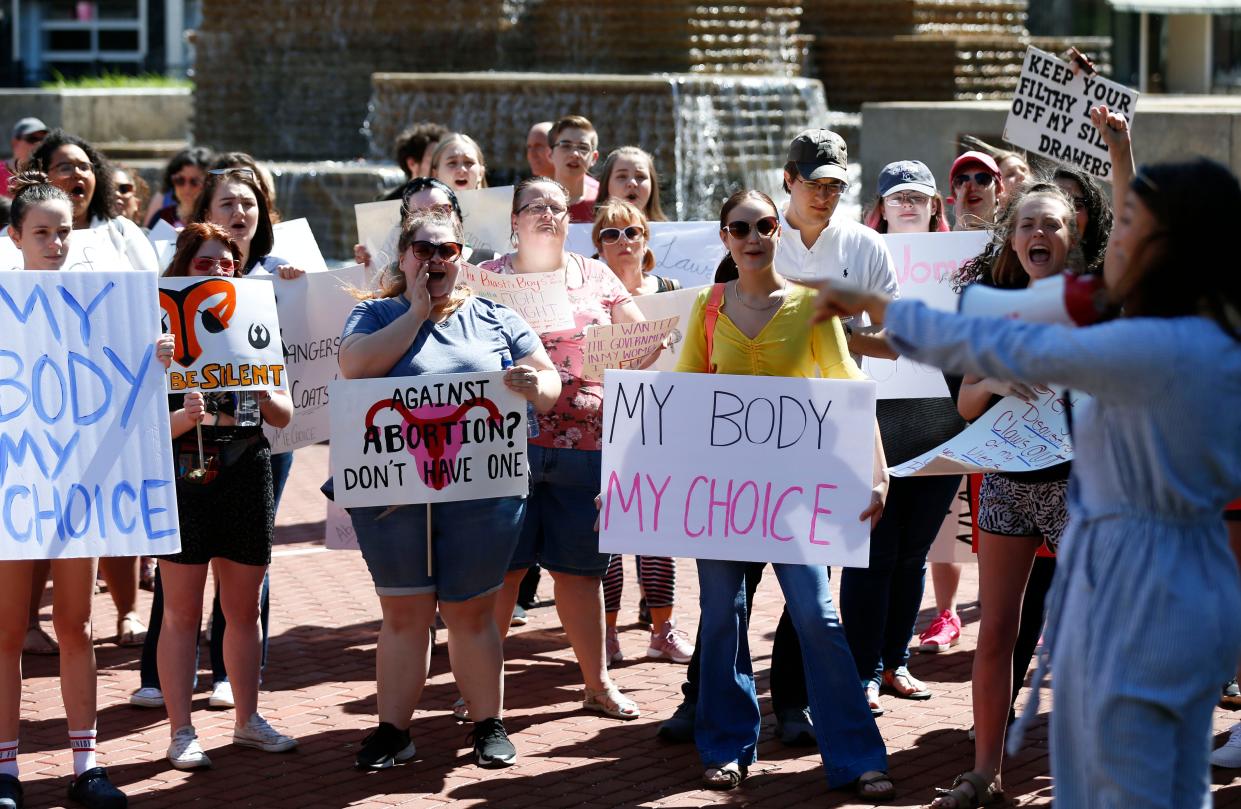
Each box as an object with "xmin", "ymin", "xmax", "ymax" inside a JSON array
[{"xmin": 883, "ymin": 300, "xmax": 1241, "ymax": 809}]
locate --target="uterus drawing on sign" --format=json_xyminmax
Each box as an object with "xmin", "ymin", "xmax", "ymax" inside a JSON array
[{"xmin": 363, "ymin": 396, "xmax": 511, "ymax": 490}]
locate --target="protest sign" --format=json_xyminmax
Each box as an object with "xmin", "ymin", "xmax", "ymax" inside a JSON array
[
  {"xmin": 329, "ymin": 370, "xmax": 528, "ymax": 507},
  {"xmin": 632, "ymin": 285, "xmax": 706, "ymax": 372},
  {"xmin": 566, "ymin": 221, "xmax": 726, "ymax": 288},
  {"xmin": 890, "ymin": 386, "xmax": 1084, "ymax": 477},
  {"xmin": 0, "ymin": 227, "xmax": 126, "ymax": 274},
  {"xmin": 1003, "ymin": 45, "xmax": 1138, "ymax": 181},
  {"xmin": 0, "ymin": 270, "xmax": 180, "ymax": 559},
  {"xmin": 262, "ymin": 263, "xmax": 368, "ymax": 453},
  {"xmin": 581, "ymin": 317, "xmax": 678, "ymax": 382},
  {"xmin": 926, "ymin": 484, "xmax": 975, "ymax": 564},
  {"xmin": 147, "ymin": 219, "xmax": 179, "ymax": 272},
  {"xmin": 355, "ymin": 186, "xmax": 514, "ymax": 274},
  {"xmin": 159, "ymin": 277, "xmax": 286, "ymax": 392},
  {"xmin": 863, "ymin": 230, "xmax": 988, "ymax": 399},
  {"xmin": 600, "ymin": 370, "xmax": 876, "ymax": 567},
  {"xmin": 271, "ymin": 218, "xmax": 330, "ymax": 273},
  {"xmin": 325, "ymin": 499, "xmax": 359, "ymax": 550},
  {"xmin": 458, "ymin": 264, "xmax": 574, "ymax": 332}
]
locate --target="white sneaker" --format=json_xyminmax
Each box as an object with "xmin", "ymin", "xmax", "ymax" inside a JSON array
[
  {"xmin": 167, "ymin": 725, "xmax": 212, "ymax": 770},
  {"xmin": 1213, "ymin": 722, "xmax": 1241, "ymax": 768},
  {"xmin": 129, "ymin": 686, "xmax": 164, "ymax": 708},
  {"xmin": 233, "ymin": 713, "xmax": 298, "ymax": 752},
  {"xmin": 209, "ymin": 680, "xmax": 235, "ymax": 709}
]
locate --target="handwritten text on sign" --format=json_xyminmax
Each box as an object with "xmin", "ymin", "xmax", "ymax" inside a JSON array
[
  {"xmin": 159, "ymin": 276, "xmax": 287, "ymax": 392},
  {"xmin": 458, "ymin": 265, "xmax": 574, "ymax": 332},
  {"xmin": 600, "ymin": 371, "xmax": 876, "ymax": 567},
  {"xmin": 0, "ymin": 271, "xmax": 180, "ymax": 559},
  {"xmin": 582, "ymin": 317, "xmax": 677, "ymax": 382},
  {"xmin": 329, "ymin": 371, "xmax": 528, "ymax": 507},
  {"xmin": 890, "ymin": 386, "xmax": 1082, "ymax": 477},
  {"xmin": 1003, "ymin": 46, "xmax": 1138, "ymax": 181},
  {"xmin": 566, "ymin": 222, "xmax": 726, "ymax": 288}
]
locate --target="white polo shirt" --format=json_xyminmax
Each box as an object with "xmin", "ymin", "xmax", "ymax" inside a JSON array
[{"xmin": 775, "ymin": 207, "xmax": 898, "ymax": 298}]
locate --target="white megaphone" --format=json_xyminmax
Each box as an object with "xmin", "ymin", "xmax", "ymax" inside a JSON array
[{"xmin": 958, "ymin": 273, "xmax": 1106, "ymax": 326}]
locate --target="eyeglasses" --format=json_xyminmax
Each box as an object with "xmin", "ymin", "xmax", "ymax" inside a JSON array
[
  {"xmin": 599, "ymin": 225, "xmax": 644, "ymax": 244},
  {"xmin": 553, "ymin": 141, "xmax": 593, "ymax": 156},
  {"xmin": 172, "ymin": 174, "xmax": 203, "ymax": 188},
  {"xmin": 409, "ymin": 240, "xmax": 463, "ymax": 262},
  {"xmin": 885, "ymin": 193, "xmax": 931, "ymax": 208},
  {"xmin": 50, "ymin": 160, "xmax": 92, "ymax": 178},
  {"xmin": 796, "ymin": 177, "xmax": 848, "ymax": 196},
  {"xmin": 117, "ymin": 183, "xmax": 135, "ymax": 195},
  {"xmin": 21, "ymin": 132, "xmax": 46, "ymax": 144},
  {"xmin": 951, "ymin": 171, "xmax": 995, "ymax": 188},
  {"xmin": 517, "ymin": 201, "xmax": 568, "ymax": 217},
  {"xmin": 192, "ymin": 256, "xmax": 237, "ymax": 273},
  {"xmin": 722, "ymin": 216, "xmax": 779, "ymax": 240}
]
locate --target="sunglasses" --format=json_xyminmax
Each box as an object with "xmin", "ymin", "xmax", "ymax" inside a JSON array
[
  {"xmin": 409, "ymin": 240, "xmax": 463, "ymax": 262},
  {"xmin": 722, "ymin": 216, "xmax": 779, "ymax": 240},
  {"xmin": 117, "ymin": 183, "xmax": 135, "ymax": 195},
  {"xmin": 209, "ymin": 167, "xmax": 256, "ymax": 178},
  {"xmin": 951, "ymin": 171, "xmax": 995, "ymax": 188},
  {"xmin": 599, "ymin": 225, "xmax": 644, "ymax": 244},
  {"xmin": 192, "ymin": 256, "xmax": 237, "ymax": 273},
  {"xmin": 21, "ymin": 132, "xmax": 46, "ymax": 145},
  {"xmin": 173, "ymin": 175, "xmax": 204, "ymax": 188}
]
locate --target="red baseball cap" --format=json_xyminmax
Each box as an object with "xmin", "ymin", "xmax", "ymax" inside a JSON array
[{"xmin": 947, "ymin": 150, "xmax": 1002, "ymax": 203}]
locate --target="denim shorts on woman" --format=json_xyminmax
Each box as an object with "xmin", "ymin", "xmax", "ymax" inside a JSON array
[
  {"xmin": 349, "ymin": 496, "xmax": 525, "ymax": 601},
  {"xmin": 509, "ymin": 445, "xmax": 611, "ymax": 577}
]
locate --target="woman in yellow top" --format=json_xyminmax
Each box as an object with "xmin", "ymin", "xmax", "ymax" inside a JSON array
[{"xmin": 675, "ymin": 190, "xmax": 895, "ymax": 802}]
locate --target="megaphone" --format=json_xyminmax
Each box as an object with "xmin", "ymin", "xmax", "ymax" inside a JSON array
[{"xmin": 958, "ymin": 273, "xmax": 1106, "ymax": 326}]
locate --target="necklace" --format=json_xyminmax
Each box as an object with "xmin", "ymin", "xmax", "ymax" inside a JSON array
[{"xmin": 731, "ymin": 281, "xmax": 786, "ymax": 311}]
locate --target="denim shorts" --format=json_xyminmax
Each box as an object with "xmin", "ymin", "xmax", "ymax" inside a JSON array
[
  {"xmin": 509, "ymin": 445, "xmax": 610, "ymax": 577},
  {"xmin": 350, "ymin": 496, "xmax": 524, "ymax": 601}
]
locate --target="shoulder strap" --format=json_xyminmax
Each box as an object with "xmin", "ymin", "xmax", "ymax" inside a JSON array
[{"xmin": 703, "ymin": 283, "xmax": 726, "ymax": 374}]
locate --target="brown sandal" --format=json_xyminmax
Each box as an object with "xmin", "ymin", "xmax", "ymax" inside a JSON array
[
  {"xmin": 855, "ymin": 770, "xmax": 896, "ymax": 802},
  {"xmin": 703, "ymin": 761, "xmax": 747, "ymax": 790},
  {"xmin": 931, "ymin": 772, "xmax": 1007, "ymax": 808}
]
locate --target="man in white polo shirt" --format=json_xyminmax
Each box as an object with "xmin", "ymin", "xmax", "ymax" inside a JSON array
[{"xmin": 776, "ymin": 129, "xmax": 898, "ymax": 359}]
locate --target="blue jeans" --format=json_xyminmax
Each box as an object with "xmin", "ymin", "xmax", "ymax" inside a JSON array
[
  {"xmin": 695, "ymin": 560, "xmax": 888, "ymax": 788},
  {"xmin": 839, "ymin": 474, "xmax": 962, "ymax": 685}
]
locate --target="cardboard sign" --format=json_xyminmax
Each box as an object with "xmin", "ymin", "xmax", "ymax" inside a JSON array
[
  {"xmin": 262, "ymin": 264, "xmax": 368, "ymax": 453},
  {"xmin": 355, "ymin": 186, "xmax": 515, "ymax": 275},
  {"xmin": 158, "ymin": 277, "xmax": 286, "ymax": 392},
  {"xmin": 329, "ymin": 371, "xmax": 528, "ymax": 507},
  {"xmin": 0, "ymin": 228, "xmax": 126, "ymax": 274},
  {"xmin": 1003, "ymin": 46, "xmax": 1138, "ymax": 181},
  {"xmin": 581, "ymin": 317, "xmax": 678, "ymax": 382},
  {"xmin": 890, "ymin": 387, "xmax": 1082, "ymax": 477},
  {"xmin": 566, "ymin": 221, "xmax": 726, "ymax": 288},
  {"xmin": 632, "ymin": 285, "xmax": 707, "ymax": 372},
  {"xmin": 458, "ymin": 264, "xmax": 574, "ymax": 332},
  {"xmin": 600, "ymin": 370, "xmax": 876, "ymax": 567},
  {"xmin": 147, "ymin": 219, "xmax": 179, "ymax": 272},
  {"xmin": 864, "ymin": 231, "xmax": 988, "ymax": 399},
  {"xmin": 271, "ymin": 218, "xmax": 330, "ymax": 273},
  {"xmin": 0, "ymin": 271, "xmax": 180, "ymax": 559}
]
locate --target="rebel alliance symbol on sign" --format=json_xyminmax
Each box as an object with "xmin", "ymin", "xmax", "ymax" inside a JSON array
[
  {"xmin": 248, "ymin": 323, "xmax": 271, "ymax": 349},
  {"xmin": 158, "ymin": 278, "xmax": 238, "ymax": 368}
]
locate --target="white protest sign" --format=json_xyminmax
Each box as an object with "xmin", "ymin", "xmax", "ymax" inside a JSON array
[
  {"xmin": 0, "ymin": 271, "xmax": 180, "ymax": 559},
  {"xmin": 600, "ymin": 370, "xmax": 876, "ymax": 567},
  {"xmin": 581, "ymin": 317, "xmax": 678, "ymax": 382},
  {"xmin": 329, "ymin": 371, "xmax": 528, "ymax": 507},
  {"xmin": 261, "ymin": 263, "xmax": 368, "ymax": 453},
  {"xmin": 158, "ymin": 277, "xmax": 286, "ymax": 393},
  {"xmin": 1003, "ymin": 45, "xmax": 1138, "ymax": 181},
  {"xmin": 147, "ymin": 219, "xmax": 179, "ymax": 272},
  {"xmin": 566, "ymin": 221, "xmax": 726, "ymax": 288},
  {"xmin": 458, "ymin": 264, "xmax": 574, "ymax": 332},
  {"xmin": 0, "ymin": 227, "xmax": 126, "ymax": 274},
  {"xmin": 355, "ymin": 186, "xmax": 515, "ymax": 273},
  {"xmin": 325, "ymin": 499, "xmax": 358, "ymax": 550},
  {"xmin": 271, "ymin": 218, "xmax": 329, "ymax": 273},
  {"xmin": 864, "ymin": 231, "xmax": 988, "ymax": 399},
  {"xmin": 633, "ymin": 285, "xmax": 706, "ymax": 372},
  {"xmin": 889, "ymin": 386, "xmax": 1083, "ymax": 477}
]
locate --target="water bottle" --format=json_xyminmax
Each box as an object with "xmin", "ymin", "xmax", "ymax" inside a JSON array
[
  {"xmin": 500, "ymin": 354, "xmax": 539, "ymax": 438},
  {"xmin": 234, "ymin": 392, "xmax": 261, "ymax": 426}
]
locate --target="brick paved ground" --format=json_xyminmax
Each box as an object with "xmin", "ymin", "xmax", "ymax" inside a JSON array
[{"xmin": 13, "ymin": 444, "xmax": 1241, "ymax": 807}]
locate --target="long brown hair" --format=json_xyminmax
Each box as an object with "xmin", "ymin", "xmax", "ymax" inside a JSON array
[
  {"xmin": 190, "ymin": 167, "xmax": 275, "ymax": 271},
  {"xmin": 594, "ymin": 146, "xmax": 667, "ymax": 222},
  {"xmin": 165, "ymin": 222, "xmax": 243, "ymax": 277}
]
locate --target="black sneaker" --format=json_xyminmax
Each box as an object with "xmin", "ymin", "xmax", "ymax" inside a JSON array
[
  {"xmin": 469, "ymin": 717, "xmax": 516, "ymax": 768},
  {"xmin": 0, "ymin": 773, "xmax": 22, "ymax": 809},
  {"xmin": 355, "ymin": 722, "xmax": 416, "ymax": 770},
  {"xmin": 775, "ymin": 707, "xmax": 816, "ymax": 747},
  {"xmin": 66, "ymin": 767, "xmax": 126, "ymax": 809},
  {"xmin": 656, "ymin": 700, "xmax": 695, "ymax": 743}
]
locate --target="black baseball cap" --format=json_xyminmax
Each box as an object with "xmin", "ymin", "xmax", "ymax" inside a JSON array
[{"xmin": 787, "ymin": 129, "xmax": 849, "ymax": 183}]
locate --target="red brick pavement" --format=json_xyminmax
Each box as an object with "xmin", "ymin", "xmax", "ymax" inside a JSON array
[{"xmin": 14, "ymin": 444, "xmax": 1241, "ymax": 807}]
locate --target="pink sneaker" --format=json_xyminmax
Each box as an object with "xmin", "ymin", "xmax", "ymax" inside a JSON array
[
  {"xmin": 647, "ymin": 621, "xmax": 694, "ymax": 663},
  {"xmin": 917, "ymin": 609, "xmax": 961, "ymax": 653},
  {"xmin": 606, "ymin": 626, "xmax": 623, "ymax": 667}
]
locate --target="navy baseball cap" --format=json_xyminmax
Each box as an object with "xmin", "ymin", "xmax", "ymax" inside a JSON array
[{"xmin": 877, "ymin": 160, "xmax": 936, "ymax": 197}]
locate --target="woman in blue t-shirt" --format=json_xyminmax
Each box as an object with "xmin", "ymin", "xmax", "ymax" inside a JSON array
[{"xmin": 338, "ymin": 210, "xmax": 560, "ymax": 771}]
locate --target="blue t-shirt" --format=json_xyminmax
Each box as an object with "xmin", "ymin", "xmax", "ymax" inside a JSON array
[{"xmin": 342, "ymin": 294, "xmax": 541, "ymax": 378}]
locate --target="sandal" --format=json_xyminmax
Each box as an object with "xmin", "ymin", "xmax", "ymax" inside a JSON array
[
  {"xmin": 582, "ymin": 684, "xmax": 640, "ymax": 720},
  {"xmin": 23, "ymin": 626, "xmax": 58, "ymax": 655},
  {"xmin": 931, "ymin": 772, "xmax": 1007, "ymax": 809},
  {"xmin": 865, "ymin": 680, "xmax": 885, "ymax": 717},
  {"xmin": 703, "ymin": 761, "xmax": 747, "ymax": 790},
  {"xmin": 116, "ymin": 613, "xmax": 147, "ymax": 647},
  {"xmin": 883, "ymin": 666, "xmax": 932, "ymax": 700},
  {"xmin": 854, "ymin": 770, "xmax": 896, "ymax": 802}
]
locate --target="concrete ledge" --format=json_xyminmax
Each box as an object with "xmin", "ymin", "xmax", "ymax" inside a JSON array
[{"xmin": 0, "ymin": 88, "xmax": 192, "ymax": 149}]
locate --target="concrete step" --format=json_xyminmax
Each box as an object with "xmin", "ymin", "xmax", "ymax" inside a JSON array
[{"xmin": 95, "ymin": 140, "xmax": 189, "ymax": 161}]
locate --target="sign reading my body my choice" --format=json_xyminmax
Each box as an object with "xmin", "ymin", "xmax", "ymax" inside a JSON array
[
  {"xmin": 329, "ymin": 371, "xmax": 528, "ymax": 507},
  {"xmin": 600, "ymin": 370, "xmax": 876, "ymax": 567},
  {"xmin": 0, "ymin": 271, "xmax": 180, "ymax": 559}
]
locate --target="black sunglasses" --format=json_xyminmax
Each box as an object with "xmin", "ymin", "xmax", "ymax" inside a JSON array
[
  {"xmin": 952, "ymin": 171, "xmax": 995, "ymax": 188},
  {"xmin": 409, "ymin": 240, "xmax": 463, "ymax": 261},
  {"xmin": 21, "ymin": 133, "xmax": 46, "ymax": 145},
  {"xmin": 599, "ymin": 225, "xmax": 644, "ymax": 244},
  {"xmin": 722, "ymin": 216, "xmax": 779, "ymax": 240}
]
